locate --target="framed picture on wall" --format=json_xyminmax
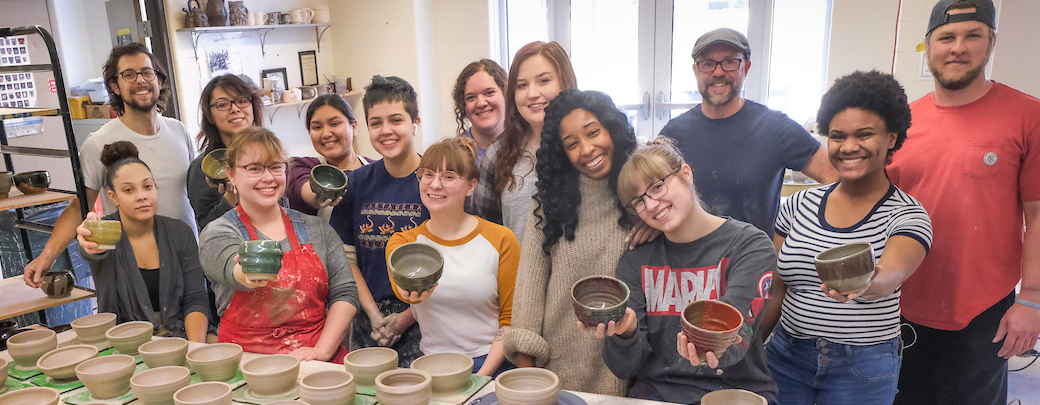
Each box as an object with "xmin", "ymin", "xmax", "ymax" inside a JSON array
[
  {"xmin": 261, "ymin": 68, "xmax": 288, "ymax": 89},
  {"xmin": 298, "ymin": 50, "xmax": 318, "ymax": 86}
]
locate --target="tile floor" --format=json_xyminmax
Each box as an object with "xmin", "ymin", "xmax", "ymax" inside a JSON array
[{"xmin": 1008, "ymin": 341, "xmax": 1040, "ymax": 405}]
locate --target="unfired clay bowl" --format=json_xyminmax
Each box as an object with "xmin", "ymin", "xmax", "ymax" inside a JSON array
[
  {"xmin": 36, "ymin": 344, "xmax": 99, "ymax": 380},
  {"xmin": 105, "ymin": 321, "xmax": 154, "ymax": 354},
  {"xmin": 186, "ymin": 343, "xmax": 243, "ymax": 382},
  {"xmin": 240, "ymin": 354, "xmax": 300, "ymax": 397},
  {"xmin": 410, "ymin": 353, "xmax": 473, "ymax": 394},
  {"xmin": 679, "ymin": 300, "xmax": 743, "ymax": 362},
  {"xmin": 139, "ymin": 337, "xmax": 189, "ymax": 368},
  {"xmin": 131, "ymin": 366, "xmax": 192, "ymax": 405},
  {"xmin": 494, "ymin": 368, "xmax": 561, "ymax": 405},
  {"xmin": 344, "ymin": 347, "xmax": 398, "ymax": 386},
  {"xmin": 71, "ymin": 313, "xmax": 118, "ymax": 344},
  {"xmin": 571, "ymin": 275, "xmax": 630, "ymax": 328},
  {"xmin": 387, "ymin": 242, "xmax": 443, "ymax": 293},
  {"xmin": 0, "ymin": 386, "xmax": 60, "ymax": 405},
  {"xmin": 299, "ymin": 370, "xmax": 355, "ymax": 405},
  {"xmin": 266, "ymin": 401, "xmax": 310, "ymax": 405},
  {"xmin": 173, "ymin": 381, "xmax": 232, "ymax": 405},
  {"xmin": 83, "ymin": 220, "xmax": 122, "ymax": 250},
  {"xmin": 0, "ymin": 358, "xmax": 8, "ymax": 392},
  {"xmin": 375, "ymin": 369, "xmax": 432, "ymax": 405},
  {"xmin": 814, "ymin": 242, "xmax": 877, "ymax": 295},
  {"xmin": 6, "ymin": 329, "xmax": 57, "ymax": 369},
  {"xmin": 700, "ymin": 389, "xmax": 768, "ymax": 405},
  {"xmin": 76, "ymin": 354, "xmax": 136, "ymax": 399}
]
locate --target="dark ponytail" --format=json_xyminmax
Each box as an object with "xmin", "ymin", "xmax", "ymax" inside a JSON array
[{"xmin": 101, "ymin": 141, "xmax": 150, "ymax": 190}]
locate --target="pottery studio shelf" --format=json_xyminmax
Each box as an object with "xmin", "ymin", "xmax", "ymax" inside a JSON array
[
  {"xmin": 0, "ymin": 190, "xmax": 75, "ymax": 212},
  {"xmin": 263, "ymin": 91, "xmax": 362, "ymax": 124},
  {"xmin": 0, "ymin": 276, "xmax": 95, "ymax": 320},
  {"xmin": 176, "ymin": 23, "xmax": 333, "ymax": 58}
]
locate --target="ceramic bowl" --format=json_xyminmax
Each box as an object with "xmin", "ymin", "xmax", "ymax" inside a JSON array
[
  {"xmin": 76, "ymin": 354, "xmax": 136, "ymax": 399},
  {"xmin": 375, "ymin": 369, "xmax": 432, "ymax": 405},
  {"xmin": 240, "ymin": 354, "xmax": 300, "ymax": 397},
  {"xmin": 83, "ymin": 219, "xmax": 122, "ymax": 250},
  {"xmin": 0, "ymin": 387, "xmax": 60, "ymax": 405},
  {"xmin": 6, "ymin": 329, "xmax": 57, "ymax": 368},
  {"xmin": 814, "ymin": 242, "xmax": 877, "ymax": 295},
  {"xmin": 571, "ymin": 275, "xmax": 630, "ymax": 328},
  {"xmin": 679, "ymin": 300, "xmax": 743, "ymax": 362},
  {"xmin": 186, "ymin": 343, "xmax": 243, "ymax": 382},
  {"xmin": 36, "ymin": 344, "xmax": 99, "ymax": 380},
  {"xmin": 494, "ymin": 368, "xmax": 561, "ymax": 405},
  {"xmin": 105, "ymin": 321, "xmax": 153, "ymax": 354},
  {"xmin": 13, "ymin": 171, "xmax": 49, "ymax": 195},
  {"xmin": 71, "ymin": 313, "xmax": 117, "ymax": 344},
  {"xmin": 139, "ymin": 337, "xmax": 189, "ymax": 368},
  {"xmin": 410, "ymin": 353, "xmax": 473, "ymax": 394},
  {"xmin": 201, "ymin": 149, "xmax": 228, "ymax": 182},
  {"xmin": 387, "ymin": 242, "xmax": 443, "ymax": 293},
  {"xmin": 309, "ymin": 164, "xmax": 347, "ymax": 202},
  {"xmin": 131, "ymin": 366, "xmax": 192, "ymax": 405},
  {"xmin": 266, "ymin": 401, "xmax": 309, "ymax": 405},
  {"xmin": 700, "ymin": 389, "xmax": 768, "ymax": 405},
  {"xmin": 238, "ymin": 240, "xmax": 284, "ymax": 281},
  {"xmin": 299, "ymin": 370, "xmax": 355, "ymax": 405},
  {"xmin": 173, "ymin": 381, "xmax": 232, "ymax": 405},
  {"xmin": 344, "ymin": 347, "xmax": 398, "ymax": 386},
  {"xmin": 40, "ymin": 270, "xmax": 76, "ymax": 299},
  {"xmin": 0, "ymin": 358, "xmax": 8, "ymax": 391},
  {"xmin": 0, "ymin": 171, "xmax": 13, "ymax": 198}
]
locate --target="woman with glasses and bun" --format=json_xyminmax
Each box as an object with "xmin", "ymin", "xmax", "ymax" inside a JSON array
[{"xmin": 199, "ymin": 126, "xmax": 360, "ymax": 363}]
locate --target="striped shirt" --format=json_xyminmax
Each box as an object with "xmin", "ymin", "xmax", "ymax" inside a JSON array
[{"xmin": 775, "ymin": 183, "xmax": 932, "ymax": 345}]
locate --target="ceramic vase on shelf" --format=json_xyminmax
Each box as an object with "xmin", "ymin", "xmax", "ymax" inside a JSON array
[
  {"xmin": 206, "ymin": 0, "xmax": 228, "ymax": 27},
  {"xmin": 228, "ymin": 1, "xmax": 247, "ymax": 26}
]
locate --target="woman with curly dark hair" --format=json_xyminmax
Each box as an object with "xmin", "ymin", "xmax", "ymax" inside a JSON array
[
  {"xmin": 503, "ymin": 89, "xmax": 636, "ymax": 396},
  {"xmin": 758, "ymin": 70, "xmax": 933, "ymax": 404},
  {"xmin": 451, "ymin": 59, "xmax": 508, "ymax": 165}
]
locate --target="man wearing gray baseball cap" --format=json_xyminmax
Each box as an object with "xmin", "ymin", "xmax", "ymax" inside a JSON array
[
  {"xmin": 658, "ymin": 28, "xmax": 837, "ymax": 238},
  {"xmin": 887, "ymin": 1, "xmax": 1040, "ymax": 404}
]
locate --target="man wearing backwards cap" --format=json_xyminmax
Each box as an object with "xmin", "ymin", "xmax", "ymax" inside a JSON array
[
  {"xmin": 659, "ymin": 28, "xmax": 837, "ymax": 238},
  {"xmin": 887, "ymin": 0, "xmax": 1040, "ymax": 403}
]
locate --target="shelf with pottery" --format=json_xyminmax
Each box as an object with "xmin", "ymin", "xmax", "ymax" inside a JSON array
[
  {"xmin": 0, "ymin": 190, "xmax": 75, "ymax": 212},
  {"xmin": 176, "ymin": 23, "xmax": 333, "ymax": 59},
  {"xmin": 0, "ymin": 276, "xmax": 94, "ymax": 320},
  {"xmin": 263, "ymin": 91, "xmax": 362, "ymax": 124}
]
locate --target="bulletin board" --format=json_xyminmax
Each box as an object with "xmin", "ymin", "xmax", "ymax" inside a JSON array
[{"xmin": 193, "ymin": 31, "xmax": 264, "ymax": 89}]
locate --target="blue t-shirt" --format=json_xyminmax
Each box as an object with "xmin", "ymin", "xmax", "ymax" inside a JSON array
[
  {"xmin": 330, "ymin": 160, "xmax": 429, "ymax": 301},
  {"xmin": 660, "ymin": 100, "xmax": 819, "ymax": 236}
]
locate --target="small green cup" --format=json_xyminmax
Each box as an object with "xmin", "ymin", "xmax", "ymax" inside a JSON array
[
  {"xmin": 239, "ymin": 240, "xmax": 284, "ymax": 281},
  {"xmin": 309, "ymin": 164, "xmax": 347, "ymax": 202},
  {"xmin": 83, "ymin": 219, "xmax": 122, "ymax": 250}
]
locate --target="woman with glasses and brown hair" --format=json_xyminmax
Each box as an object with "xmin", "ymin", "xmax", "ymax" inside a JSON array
[{"xmin": 199, "ymin": 126, "xmax": 360, "ymax": 363}]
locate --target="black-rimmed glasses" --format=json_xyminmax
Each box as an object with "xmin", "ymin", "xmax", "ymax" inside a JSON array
[
  {"xmin": 627, "ymin": 170, "xmax": 681, "ymax": 215},
  {"xmin": 210, "ymin": 97, "xmax": 253, "ymax": 111},
  {"xmin": 695, "ymin": 58, "xmax": 744, "ymax": 73},
  {"xmin": 119, "ymin": 68, "xmax": 157, "ymax": 82},
  {"xmin": 238, "ymin": 162, "xmax": 288, "ymax": 177}
]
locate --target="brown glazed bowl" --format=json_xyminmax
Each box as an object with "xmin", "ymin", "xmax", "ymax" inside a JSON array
[
  {"xmin": 0, "ymin": 387, "xmax": 60, "ymax": 405},
  {"xmin": 71, "ymin": 313, "xmax": 118, "ymax": 344},
  {"xmin": 105, "ymin": 321, "xmax": 154, "ymax": 354},
  {"xmin": 13, "ymin": 171, "xmax": 49, "ymax": 195},
  {"xmin": 40, "ymin": 270, "xmax": 76, "ymax": 298},
  {"xmin": 344, "ymin": 347, "xmax": 398, "ymax": 386},
  {"xmin": 186, "ymin": 343, "xmax": 243, "ymax": 382},
  {"xmin": 131, "ymin": 366, "xmax": 192, "ymax": 405},
  {"xmin": 6, "ymin": 328, "xmax": 57, "ymax": 368},
  {"xmin": 240, "ymin": 354, "xmax": 300, "ymax": 397},
  {"xmin": 0, "ymin": 171, "xmax": 13, "ymax": 198},
  {"xmin": 75, "ymin": 354, "xmax": 136, "ymax": 399},
  {"xmin": 701, "ymin": 389, "xmax": 768, "ymax": 405},
  {"xmin": 494, "ymin": 368, "xmax": 561, "ymax": 405},
  {"xmin": 139, "ymin": 337, "xmax": 189, "ymax": 368},
  {"xmin": 83, "ymin": 220, "xmax": 122, "ymax": 250},
  {"xmin": 679, "ymin": 300, "xmax": 744, "ymax": 362},
  {"xmin": 173, "ymin": 381, "xmax": 232, "ymax": 405},
  {"xmin": 298, "ymin": 370, "xmax": 356, "ymax": 405},
  {"xmin": 571, "ymin": 275, "xmax": 630, "ymax": 328},
  {"xmin": 387, "ymin": 242, "xmax": 443, "ymax": 293},
  {"xmin": 201, "ymin": 148, "xmax": 228, "ymax": 182},
  {"xmin": 375, "ymin": 369, "xmax": 432, "ymax": 405},
  {"xmin": 410, "ymin": 352, "xmax": 473, "ymax": 394},
  {"xmin": 814, "ymin": 242, "xmax": 877, "ymax": 295},
  {"xmin": 36, "ymin": 344, "xmax": 99, "ymax": 380}
]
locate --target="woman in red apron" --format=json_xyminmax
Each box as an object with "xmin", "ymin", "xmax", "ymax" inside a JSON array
[{"xmin": 198, "ymin": 127, "xmax": 360, "ymax": 363}]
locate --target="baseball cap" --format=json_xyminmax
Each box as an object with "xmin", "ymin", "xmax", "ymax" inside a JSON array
[
  {"xmin": 926, "ymin": 0, "xmax": 996, "ymax": 35},
  {"xmin": 691, "ymin": 28, "xmax": 751, "ymax": 60}
]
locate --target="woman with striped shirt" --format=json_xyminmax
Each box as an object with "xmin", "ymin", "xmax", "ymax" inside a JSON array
[{"xmin": 758, "ymin": 71, "xmax": 932, "ymax": 405}]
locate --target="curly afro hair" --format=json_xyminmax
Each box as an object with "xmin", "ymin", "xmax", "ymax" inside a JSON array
[
  {"xmin": 817, "ymin": 70, "xmax": 912, "ymax": 159},
  {"xmin": 533, "ymin": 89, "xmax": 637, "ymax": 255}
]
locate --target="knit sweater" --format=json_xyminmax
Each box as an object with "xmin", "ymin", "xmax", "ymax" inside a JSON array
[{"xmin": 503, "ymin": 176, "xmax": 627, "ymax": 396}]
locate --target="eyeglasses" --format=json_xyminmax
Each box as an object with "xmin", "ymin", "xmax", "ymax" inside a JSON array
[
  {"xmin": 237, "ymin": 162, "xmax": 288, "ymax": 177},
  {"xmin": 627, "ymin": 170, "xmax": 680, "ymax": 215},
  {"xmin": 210, "ymin": 97, "xmax": 253, "ymax": 111},
  {"xmin": 119, "ymin": 68, "xmax": 157, "ymax": 82},
  {"xmin": 694, "ymin": 58, "xmax": 744, "ymax": 73},
  {"xmin": 416, "ymin": 168, "xmax": 463, "ymax": 185}
]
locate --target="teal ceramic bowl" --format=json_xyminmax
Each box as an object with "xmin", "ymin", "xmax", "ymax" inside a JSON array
[
  {"xmin": 387, "ymin": 242, "xmax": 443, "ymax": 293},
  {"xmin": 239, "ymin": 240, "xmax": 284, "ymax": 281},
  {"xmin": 309, "ymin": 164, "xmax": 347, "ymax": 202},
  {"xmin": 13, "ymin": 170, "xmax": 49, "ymax": 195}
]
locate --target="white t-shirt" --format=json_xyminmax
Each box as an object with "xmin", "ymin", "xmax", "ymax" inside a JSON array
[{"xmin": 80, "ymin": 116, "xmax": 198, "ymax": 236}]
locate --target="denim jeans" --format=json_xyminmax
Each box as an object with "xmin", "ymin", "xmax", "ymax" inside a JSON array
[{"xmin": 766, "ymin": 326, "xmax": 901, "ymax": 405}]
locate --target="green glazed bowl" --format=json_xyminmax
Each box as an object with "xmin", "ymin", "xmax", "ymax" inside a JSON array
[
  {"xmin": 309, "ymin": 164, "xmax": 347, "ymax": 202},
  {"xmin": 239, "ymin": 240, "xmax": 284, "ymax": 281},
  {"xmin": 201, "ymin": 149, "xmax": 228, "ymax": 182},
  {"xmin": 387, "ymin": 242, "xmax": 443, "ymax": 293},
  {"xmin": 13, "ymin": 170, "xmax": 49, "ymax": 195},
  {"xmin": 84, "ymin": 220, "xmax": 122, "ymax": 250},
  {"xmin": 0, "ymin": 171, "xmax": 13, "ymax": 198}
]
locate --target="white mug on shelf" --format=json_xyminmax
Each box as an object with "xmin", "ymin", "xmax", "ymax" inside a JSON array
[
  {"xmin": 283, "ymin": 87, "xmax": 301, "ymax": 103},
  {"xmin": 312, "ymin": 8, "xmax": 330, "ymax": 24},
  {"xmin": 290, "ymin": 8, "xmax": 314, "ymax": 24},
  {"xmin": 249, "ymin": 12, "xmax": 263, "ymax": 26}
]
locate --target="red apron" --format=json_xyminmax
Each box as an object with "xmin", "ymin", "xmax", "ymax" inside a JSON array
[{"xmin": 218, "ymin": 205, "xmax": 349, "ymax": 363}]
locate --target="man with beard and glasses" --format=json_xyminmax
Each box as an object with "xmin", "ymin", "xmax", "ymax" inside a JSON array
[
  {"xmin": 887, "ymin": 0, "xmax": 1040, "ymax": 403},
  {"xmin": 22, "ymin": 43, "xmax": 198, "ymax": 289},
  {"xmin": 659, "ymin": 28, "xmax": 837, "ymax": 238}
]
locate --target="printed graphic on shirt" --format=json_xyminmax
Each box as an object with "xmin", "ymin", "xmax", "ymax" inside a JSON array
[
  {"xmin": 643, "ymin": 259, "xmax": 729, "ymax": 316},
  {"xmin": 357, "ymin": 202, "xmax": 424, "ymax": 249}
]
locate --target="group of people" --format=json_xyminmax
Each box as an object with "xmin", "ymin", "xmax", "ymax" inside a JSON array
[{"xmin": 19, "ymin": 0, "xmax": 1039, "ymax": 403}]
